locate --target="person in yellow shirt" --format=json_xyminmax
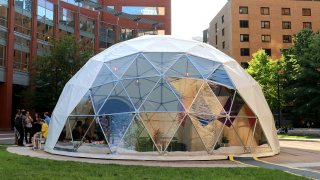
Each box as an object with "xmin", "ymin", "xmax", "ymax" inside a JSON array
[{"xmin": 29, "ymin": 119, "xmax": 49, "ymax": 149}]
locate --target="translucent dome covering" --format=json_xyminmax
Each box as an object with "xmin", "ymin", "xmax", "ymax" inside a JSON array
[{"xmin": 46, "ymin": 36, "xmax": 279, "ymax": 160}]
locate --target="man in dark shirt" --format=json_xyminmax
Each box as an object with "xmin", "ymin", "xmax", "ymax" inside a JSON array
[{"xmin": 82, "ymin": 118, "xmax": 93, "ymax": 143}]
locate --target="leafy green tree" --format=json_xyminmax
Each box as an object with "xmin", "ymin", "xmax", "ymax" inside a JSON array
[
  {"xmin": 21, "ymin": 35, "xmax": 92, "ymax": 111},
  {"xmin": 245, "ymin": 49, "xmax": 284, "ymax": 112},
  {"xmin": 280, "ymin": 29, "xmax": 320, "ymax": 125}
]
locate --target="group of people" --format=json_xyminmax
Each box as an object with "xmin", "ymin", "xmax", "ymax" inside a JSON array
[
  {"xmin": 14, "ymin": 109, "xmax": 50, "ymax": 148},
  {"xmin": 276, "ymin": 125, "xmax": 293, "ymax": 134}
]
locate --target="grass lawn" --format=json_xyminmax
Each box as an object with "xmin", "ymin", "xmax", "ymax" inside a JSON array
[
  {"xmin": 0, "ymin": 145, "xmax": 309, "ymax": 180},
  {"xmin": 278, "ymin": 133, "xmax": 320, "ymax": 139}
]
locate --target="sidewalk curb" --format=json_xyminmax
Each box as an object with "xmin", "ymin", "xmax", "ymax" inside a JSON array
[{"xmin": 279, "ymin": 138, "xmax": 320, "ymax": 143}]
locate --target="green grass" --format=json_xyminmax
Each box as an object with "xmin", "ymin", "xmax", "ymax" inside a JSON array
[
  {"xmin": 278, "ymin": 134, "xmax": 320, "ymax": 139},
  {"xmin": 0, "ymin": 146, "xmax": 309, "ymax": 180}
]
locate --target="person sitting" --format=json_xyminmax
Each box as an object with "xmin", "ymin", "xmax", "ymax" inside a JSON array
[
  {"xmin": 72, "ymin": 121, "xmax": 82, "ymax": 140},
  {"xmin": 276, "ymin": 126, "xmax": 281, "ymax": 134},
  {"xmin": 288, "ymin": 126, "xmax": 293, "ymax": 130},
  {"xmin": 29, "ymin": 119, "xmax": 49, "ymax": 149},
  {"xmin": 82, "ymin": 118, "xmax": 93, "ymax": 143},
  {"xmin": 282, "ymin": 126, "xmax": 288, "ymax": 133}
]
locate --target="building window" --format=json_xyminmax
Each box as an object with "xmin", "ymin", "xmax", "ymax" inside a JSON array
[
  {"xmin": 261, "ymin": 7, "xmax": 269, "ymax": 15},
  {"xmin": 241, "ymin": 48, "xmax": 250, "ymax": 56},
  {"xmin": 241, "ymin": 62, "xmax": 249, "ymax": 69},
  {"xmin": 282, "ymin": 8, "xmax": 290, "ymax": 15},
  {"xmin": 262, "ymin": 35, "xmax": 271, "ymax": 42},
  {"xmin": 122, "ymin": 6, "xmax": 165, "ymax": 15},
  {"xmin": 14, "ymin": 0, "xmax": 33, "ymax": 36},
  {"xmin": 303, "ymin": 22, "xmax": 312, "ymax": 29},
  {"xmin": 59, "ymin": 7, "xmax": 75, "ymax": 41},
  {"xmin": 239, "ymin": 7, "xmax": 248, "ymax": 14},
  {"xmin": 0, "ymin": 31, "xmax": 6, "ymax": 67},
  {"xmin": 79, "ymin": 15, "xmax": 95, "ymax": 54},
  {"xmin": 99, "ymin": 22, "xmax": 116, "ymax": 51},
  {"xmin": 120, "ymin": 27, "xmax": 134, "ymax": 41},
  {"xmin": 282, "ymin": 22, "xmax": 291, "ymax": 29},
  {"xmin": 215, "ymin": 35, "xmax": 217, "ymax": 45},
  {"xmin": 222, "ymin": 41, "xmax": 225, "ymax": 49},
  {"xmin": 222, "ymin": 28, "xmax": 225, "ymax": 36},
  {"xmin": 222, "ymin": 15, "xmax": 224, "ymax": 23},
  {"xmin": 215, "ymin": 23, "xmax": 217, "ymax": 33},
  {"xmin": 37, "ymin": 0, "xmax": 54, "ymax": 42},
  {"xmin": 0, "ymin": 0, "xmax": 9, "ymax": 28},
  {"xmin": 283, "ymin": 35, "xmax": 292, "ymax": 43},
  {"xmin": 240, "ymin": 34, "xmax": 249, "ymax": 42},
  {"xmin": 240, "ymin": 20, "xmax": 249, "ymax": 28},
  {"xmin": 261, "ymin": 21, "xmax": 270, "ymax": 28},
  {"xmin": 13, "ymin": 35, "xmax": 30, "ymax": 71},
  {"xmin": 302, "ymin": 9, "xmax": 311, "ymax": 16},
  {"xmin": 37, "ymin": 43, "xmax": 49, "ymax": 56},
  {"xmin": 263, "ymin": 49, "xmax": 271, "ymax": 56}
]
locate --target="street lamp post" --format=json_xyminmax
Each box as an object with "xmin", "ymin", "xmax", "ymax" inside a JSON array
[
  {"xmin": 52, "ymin": 67, "xmax": 61, "ymax": 104},
  {"xmin": 274, "ymin": 75, "xmax": 281, "ymax": 127}
]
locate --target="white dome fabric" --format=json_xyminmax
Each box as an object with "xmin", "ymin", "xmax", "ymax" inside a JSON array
[{"xmin": 45, "ymin": 35, "xmax": 280, "ymax": 158}]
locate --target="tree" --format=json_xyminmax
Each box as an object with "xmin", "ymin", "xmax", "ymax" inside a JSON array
[
  {"xmin": 245, "ymin": 49, "xmax": 284, "ymax": 112},
  {"xmin": 280, "ymin": 29, "xmax": 320, "ymax": 125},
  {"xmin": 21, "ymin": 35, "xmax": 92, "ymax": 111}
]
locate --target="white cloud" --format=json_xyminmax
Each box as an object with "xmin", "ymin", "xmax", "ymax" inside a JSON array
[{"xmin": 171, "ymin": 0, "xmax": 228, "ymax": 39}]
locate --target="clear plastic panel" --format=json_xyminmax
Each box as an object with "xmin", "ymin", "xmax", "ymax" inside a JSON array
[
  {"xmin": 70, "ymin": 91, "xmax": 94, "ymax": 115},
  {"xmin": 250, "ymin": 120, "xmax": 272, "ymax": 153},
  {"xmin": 99, "ymin": 82, "xmax": 135, "ymax": 114},
  {"xmin": 230, "ymin": 92, "xmax": 256, "ymax": 117},
  {"xmin": 189, "ymin": 83, "xmax": 225, "ymax": 115},
  {"xmin": 91, "ymin": 64, "xmax": 117, "ymax": 87},
  {"xmin": 100, "ymin": 113, "xmax": 135, "ymax": 153},
  {"xmin": 139, "ymin": 78, "xmax": 185, "ymax": 112},
  {"xmin": 208, "ymin": 65, "xmax": 235, "ymax": 88},
  {"xmin": 165, "ymin": 115, "xmax": 207, "ymax": 154},
  {"xmin": 166, "ymin": 77, "xmax": 203, "ymax": 110},
  {"xmin": 140, "ymin": 112, "xmax": 182, "ymax": 154},
  {"xmin": 208, "ymin": 82, "xmax": 235, "ymax": 114},
  {"xmin": 75, "ymin": 116, "xmax": 112, "ymax": 154},
  {"xmin": 105, "ymin": 53, "xmax": 138, "ymax": 78},
  {"xmin": 142, "ymin": 52, "xmax": 182, "ymax": 74},
  {"xmin": 189, "ymin": 113, "xmax": 225, "ymax": 152},
  {"xmin": 187, "ymin": 55, "xmax": 220, "ymax": 78},
  {"xmin": 122, "ymin": 54, "xmax": 160, "ymax": 79},
  {"xmin": 165, "ymin": 55, "xmax": 202, "ymax": 79},
  {"xmin": 117, "ymin": 115, "xmax": 159, "ymax": 155},
  {"xmin": 91, "ymin": 82, "xmax": 117, "ymax": 114},
  {"xmin": 121, "ymin": 77, "xmax": 160, "ymax": 109},
  {"xmin": 54, "ymin": 119, "xmax": 74, "ymax": 151},
  {"xmin": 231, "ymin": 117, "xmax": 256, "ymax": 147}
]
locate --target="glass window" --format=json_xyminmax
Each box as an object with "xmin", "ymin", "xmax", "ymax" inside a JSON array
[
  {"xmin": 222, "ymin": 15, "xmax": 224, "ymax": 23},
  {"xmin": 261, "ymin": 21, "xmax": 270, "ymax": 28},
  {"xmin": 13, "ymin": 35, "xmax": 30, "ymax": 71},
  {"xmin": 283, "ymin": 35, "xmax": 292, "ymax": 43},
  {"xmin": 241, "ymin": 62, "xmax": 249, "ymax": 69},
  {"xmin": 240, "ymin": 34, "xmax": 249, "ymax": 42},
  {"xmin": 222, "ymin": 41, "xmax": 225, "ymax": 49},
  {"xmin": 303, "ymin": 22, "xmax": 312, "ymax": 29},
  {"xmin": 240, "ymin": 20, "xmax": 249, "ymax": 28},
  {"xmin": 261, "ymin": 7, "xmax": 269, "ymax": 15},
  {"xmin": 37, "ymin": 0, "xmax": 54, "ymax": 41},
  {"xmin": 302, "ymin": 9, "xmax": 311, "ymax": 16},
  {"xmin": 16, "ymin": 0, "xmax": 32, "ymax": 12},
  {"xmin": 122, "ymin": 6, "xmax": 165, "ymax": 15},
  {"xmin": 262, "ymin": 35, "xmax": 271, "ymax": 42},
  {"xmin": 0, "ymin": 0, "xmax": 9, "ymax": 28},
  {"xmin": 282, "ymin": 8, "xmax": 290, "ymax": 15},
  {"xmin": 79, "ymin": 15, "xmax": 95, "ymax": 54},
  {"xmin": 215, "ymin": 35, "xmax": 217, "ymax": 45},
  {"xmin": 0, "ymin": 30, "xmax": 6, "ymax": 67},
  {"xmin": 59, "ymin": 7, "xmax": 75, "ymax": 35},
  {"xmin": 215, "ymin": 23, "xmax": 217, "ymax": 33},
  {"xmin": 15, "ymin": 5, "xmax": 32, "ymax": 36},
  {"xmin": 239, "ymin": 7, "xmax": 248, "ymax": 14},
  {"xmin": 222, "ymin": 28, "xmax": 224, "ymax": 36},
  {"xmin": 282, "ymin": 22, "xmax": 291, "ymax": 29},
  {"xmin": 241, "ymin": 48, "xmax": 250, "ymax": 56},
  {"xmin": 263, "ymin": 49, "xmax": 271, "ymax": 56}
]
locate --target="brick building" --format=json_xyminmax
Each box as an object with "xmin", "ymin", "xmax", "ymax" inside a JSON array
[
  {"xmin": 0, "ymin": 0, "xmax": 171, "ymax": 129},
  {"xmin": 208, "ymin": 0, "xmax": 320, "ymax": 68}
]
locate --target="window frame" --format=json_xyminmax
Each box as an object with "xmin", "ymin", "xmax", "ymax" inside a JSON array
[
  {"xmin": 222, "ymin": 28, "xmax": 225, "ymax": 36},
  {"xmin": 240, "ymin": 48, "xmax": 250, "ymax": 56},
  {"xmin": 240, "ymin": 34, "xmax": 249, "ymax": 42},
  {"xmin": 263, "ymin": 49, "xmax": 272, "ymax": 56},
  {"xmin": 239, "ymin": 6, "xmax": 248, "ymax": 14},
  {"xmin": 282, "ymin": 21, "xmax": 291, "ymax": 29},
  {"xmin": 215, "ymin": 23, "xmax": 217, "ymax": 33},
  {"xmin": 283, "ymin": 35, "xmax": 292, "ymax": 43},
  {"xmin": 222, "ymin": 15, "xmax": 225, "ymax": 23},
  {"xmin": 222, "ymin": 41, "xmax": 225, "ymax": 49},
  {"xmin": 303, "ymin": 22, "xmax": 312, "ymax": 29},
  {"xmin": 261, "ymin": 21, "xmax": 270, "ymax": 29},
  {"xmin": 282, "ymin": 8, "xmax": 290, "ymax": 15},
  {"xmin": 215, "ymin": 35, "xmax": 217, "ymax": 45},
  {"xmin": 260, "ymin": 7, "xmax": 270, "ymax": 15},
  {"xmin": 240, "ymin": 20, "xmax": 249, "ymax": 28},
  {"xmin": 302, "ymin": 9, "xmax": 311, "ymax": 16},
  {"xmin": 241, "ymin": 62, "xmax": 249, "ymax": 69},
  {"xmin": 262, "ymin": 35, "xmax": 271, "ymax": 42},
  {"xmin": 0, "ymin": 1, "xmax": 9, "ymax": 28}
]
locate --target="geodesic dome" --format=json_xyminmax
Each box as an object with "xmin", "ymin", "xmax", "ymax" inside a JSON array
[{"xmin": 45, "ymin": 35, "xmax": 280, "ymax": 160}]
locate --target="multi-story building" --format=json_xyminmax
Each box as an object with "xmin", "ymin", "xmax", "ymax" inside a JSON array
[
  {"xmin": 208, "ymin": 0, "xmax": 320, "ymax": 68},
  {"xmin": 0, "ymin": 0, "xmax": 171, "ymax": 129}
]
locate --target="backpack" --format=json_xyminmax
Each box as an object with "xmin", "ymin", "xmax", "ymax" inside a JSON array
[{"xmin": 14, "ymin": 115, "xmax": 22, "ymax": 128}]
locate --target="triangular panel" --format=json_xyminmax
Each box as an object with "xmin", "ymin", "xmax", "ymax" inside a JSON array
[
  {"xmin": 189, "ymin": 113, "xmax": 226, "ymax": 152},
  {"xmin": 208, "ymin": 82, "xmax": 235, "ymax": 114},
  {"xmin": 70, "ymin": 91, "xmax": 94, "ymax": 115},
  {"xmin": 208, "ymin": 64, "xmax": 235, "ymax": 88},
  {"xmin": 142, "ymin": 52, "xmax": 182, "ymax": 74},
  {"xmin": 250, "ymin": 120, "xmax": 272, "ymax": 153},
  {"xmin": 103, "ymin": 113, "xmax": 135, "ymax": 153},
  {"xmin": 105, "ymin": 54, "xmax": 137, "ymax": 78},
  {"xmin": 122, "ymin": 54, "xmax": 160, "ymax": 79},
  {"xmin": 187, "ymin": 55, "xmax": 221, "ymax": 78},
  {"xmin": 121, "ymin": 77, "xmax": 160, "ymax": 109},
  {"xmin": 165, "ymin": 55, "xmax": 202, "ymax": 79},
  {"xmin": 166, "ymin": 77, "xmax": 203, "ymax": 110},
  {"xmin": 189, "ymin": 83, "xmax": 225, "ymax": 115},
  {"xmin": 231, "ymin": 117, "xmax": 257, "ymax": 147},
  {"xmin": 165, "ymin": 115, "xmax": 206, "ymax": 153},
  {"xmin": 216, "ymin": 118, "xmax": 246, "ymax": 149},
  {"xmin": 139, "ymin": 78, "xmax": 185, "ymax": 112},
  {"xmin": 91, "ymin": 82, "xmax": 117, "ymax": 113},
  {"xmin": 91, "ymin": 64, "xmax": 117, "ymax": 88},
  {"xmin": 140, "ymin": 112, "xmax": 182, "ymax": 154},
  {"xmin": 229, "ymin": 92, "xmax": 256, "ymax": 125},
  {"xmin": 117, "ymin": 115, "xmax": 159, "ymax": 154},
  {"xmin": 99, "ymin": 82, "xmax": 135, "ymax": 114}
]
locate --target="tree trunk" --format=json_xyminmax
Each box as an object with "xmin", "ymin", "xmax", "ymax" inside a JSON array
[{"xmin": 315, "ymin": 110, "xmax": 319, "ymax": 128}]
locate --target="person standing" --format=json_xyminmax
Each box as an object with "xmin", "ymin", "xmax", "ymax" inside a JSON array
[
  {"xmin": 17, "ymin": 111, "xmax": 26, "ymax": 146},
  {"xmin": 44, "ymin": 112, "xmax": 51, "ymax": 126},
  {"xmin": 14, "ymin": 109, "xmax": 21, "ymax": 145},
  {"xmin": 307, "ymin": 122, "xmax": 310, "ymax": 129},
  {"xmin": 97, "ymin": 116, "xmax": 108, "ymax": 143},
  {"xmin": 33, "ymin": 112, "xmax": 42, "ymax": 134},
  {"xmin": 24, "ymin": 111, "xmax": 33, "ymax": 144}
]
